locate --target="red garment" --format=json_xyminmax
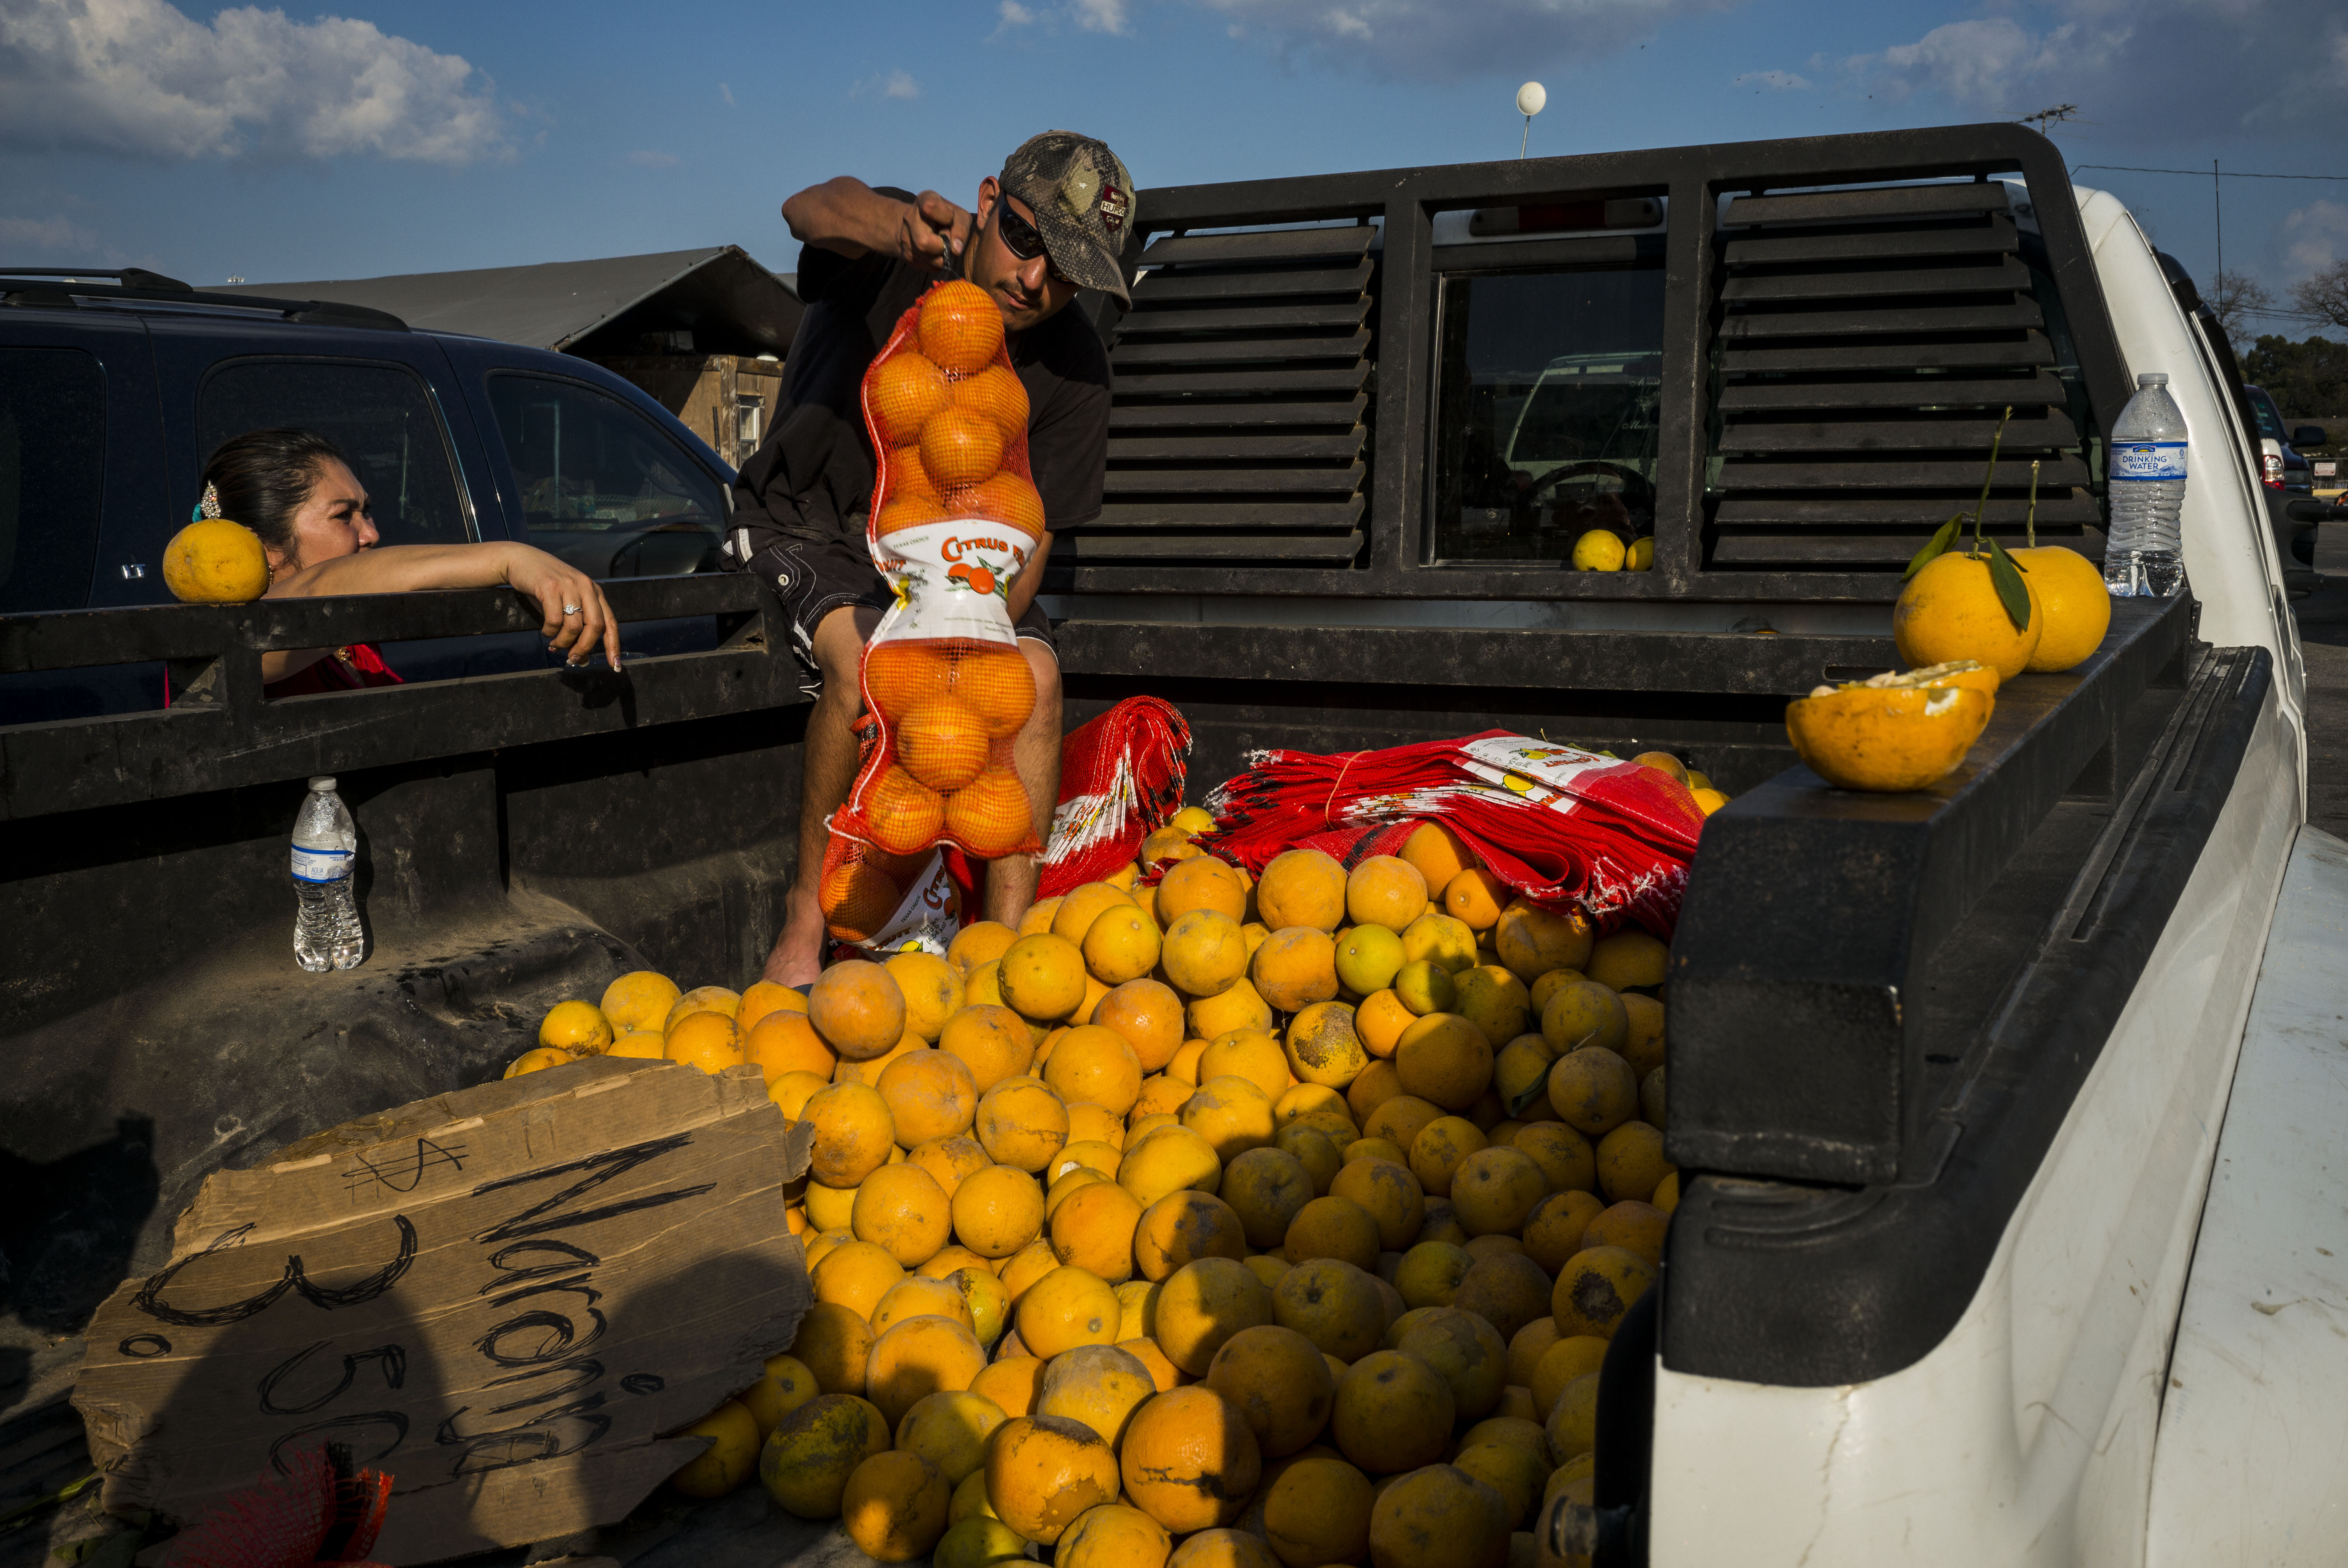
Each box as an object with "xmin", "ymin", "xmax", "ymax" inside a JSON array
[{"xmin": 265, "ymin": 643, "xmax": 405, "ymax": 698}]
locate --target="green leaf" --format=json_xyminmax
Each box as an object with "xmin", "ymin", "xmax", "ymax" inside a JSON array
[
  {"xmin": 1903, "ymin": 516, "xmax": 1962, "ymax": 581},
  {"xmin": 1987, "ymin": 538, "xmax": 2033, "ymax": 631},
  {"xmin": 1507, "ymin": 1077, "xmax": 1550, "ymax": 1117}
]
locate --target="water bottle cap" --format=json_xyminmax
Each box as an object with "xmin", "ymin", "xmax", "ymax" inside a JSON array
[
  {"xmin": 308, "ymin": 776, "xmax": 336, "ymax": 792},
  {"xmin": 2137, "ymin": 372, "xmax": 2168, "ymax": 387}
]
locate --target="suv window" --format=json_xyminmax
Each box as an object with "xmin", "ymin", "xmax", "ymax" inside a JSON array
[
  {"xmin": 1429, "ymin": 260, "xmax": 1667, "ymax": 564},
  {"xmin": 0, "ymin": 348, "xmax": 106, "ymax": 612},
  {"xmin": 2245, "ymin": 386, "xmax": 2286, "ymax": 441},
  {"xmin": 196, "ymin": 359, "xmax": 472, "ymax": 548},
  {"xmin": 487, "ymin": 374, "xmax": 723, "ymax": 579}
]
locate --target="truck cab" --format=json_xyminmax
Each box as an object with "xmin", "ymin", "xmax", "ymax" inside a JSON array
[{"xmin": 3, "ymin": 125, "xmax": 2339, "ymax": 1567}]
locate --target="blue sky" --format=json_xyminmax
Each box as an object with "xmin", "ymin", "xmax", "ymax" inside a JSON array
[{"xmin": 3, "ymin": 0, "xmax": 2343, "ymax": 338}]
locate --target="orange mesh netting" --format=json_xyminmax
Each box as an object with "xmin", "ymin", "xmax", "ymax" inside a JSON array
[{"xmin": 829, "ymin": 278, "xmax": 1044, "ymax": 874}]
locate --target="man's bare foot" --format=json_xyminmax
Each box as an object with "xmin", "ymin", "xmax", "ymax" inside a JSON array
[{"xmin": 763, "ymin": 909, "xmax": 827, "ymax": 987}]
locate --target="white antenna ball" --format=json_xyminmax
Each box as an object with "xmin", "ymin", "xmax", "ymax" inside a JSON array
[{"xmin": 1517, "ymin": 81, "xmax": 1547, "ymax": 117}]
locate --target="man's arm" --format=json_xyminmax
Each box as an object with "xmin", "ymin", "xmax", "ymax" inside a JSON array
[
  {"xmin": 782, "ymin": 177, "xmax": 973, "ymax": 271},
  {"xmin": 1005, "ymin": 530, "xmax": 1053, "ymax": 623}
]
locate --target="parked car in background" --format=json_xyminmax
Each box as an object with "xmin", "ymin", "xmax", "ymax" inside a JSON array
[{"xmin": 2243, "ymin": 382, "xmax": 2322, "ymax": 491}]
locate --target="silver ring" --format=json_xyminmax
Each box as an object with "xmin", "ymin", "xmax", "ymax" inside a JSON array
[{"xmin": 563, "ymin": 603, "xmax": 581, "ymax": 615}]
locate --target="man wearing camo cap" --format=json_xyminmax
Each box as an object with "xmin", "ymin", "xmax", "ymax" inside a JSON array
[{"xmin": 728, "ymin": 131, "xmax": 1135, "ymax": 985}]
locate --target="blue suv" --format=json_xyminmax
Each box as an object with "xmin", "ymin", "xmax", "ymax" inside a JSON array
[{"xmin": 0, "ymin": 267, "xmax": 737, "ymax": 721}]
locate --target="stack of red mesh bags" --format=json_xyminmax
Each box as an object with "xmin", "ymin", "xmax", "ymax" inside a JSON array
[
  {"xmin": 1192, "ymin": 731, "xmax": 1704, "ymax": 936},
  {"xmin": 1038, "ymin": 697, "xmax": 1190, "ymax": 898},
  {"xmin": 165, "ymin": 1445, "xmax": 392, "ymax": 1568}
]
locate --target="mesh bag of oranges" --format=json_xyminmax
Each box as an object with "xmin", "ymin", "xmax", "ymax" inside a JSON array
[
  {"xmin": 832, "ymin": 277, "xmax": 1045, "ymax": 877},
  {"xmin": 817, "ymin": 835, "xmax": 966, "ymax": 959}
]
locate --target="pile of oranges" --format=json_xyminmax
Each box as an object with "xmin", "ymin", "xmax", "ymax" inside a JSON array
[
  {"xmin": 866, "ymin": 280, "xmax": 1047, "ymax": 542},
  {"xmin": 508, "ymin": 808, "xmax": 1680, "ymax": 1568}
]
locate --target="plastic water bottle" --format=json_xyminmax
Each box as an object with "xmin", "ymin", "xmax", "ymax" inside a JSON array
[
  {"xmin": 292, "ymin": 776, "xmax": 365, "ymax": 971},
  {"xmin": 2105, "ymin": 371, "xmax": 2188, "ymax": 597}
]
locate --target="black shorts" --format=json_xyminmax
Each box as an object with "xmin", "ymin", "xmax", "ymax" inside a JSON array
[{"xmin": 756, "ymin": 534, "xmax": 1056, "ymax": 688}]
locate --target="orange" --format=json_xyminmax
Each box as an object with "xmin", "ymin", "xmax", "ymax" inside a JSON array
[
  {"xmin": 877, "ymin": 493, "xmax": 949, "ymax": 537},
  {"xmin": 664, "ymin": 1010, "xmax": 744, "ymax": 1075},
  {"xmin": 1546, "ymin": 1372, "xmax": 1601, "ymax": 1463},
  {"xmin": 872, "ymin": 1273, "xmax": 977, "ymax": 1337},
  {"xmin": 1394, "ymin": 1013, "xmax": 1494, "ymax": 1112},
  {"xmin": 1093, "ymin": 978, "xmax": 1185, "ymax": 1072},
  {"xmin": 1269, "ymin": 1256, "xmax": 1386, "ymax": 1363},
  {"xmin": 1786, "ymin": 681, "xmax": 1995, "ymax": 793},
  {"xmin": 1541, "ymin": 981, "xmax": 1627, "ymax": 1057},
  {"xmin": 824, "ymin": 859, "xmax": 903, "ymax": 943},
  {"xmin": 1328, "ymin": 1157, "xmax": 1425, "ymax": 1252},
  {"xmin": 1529, "ymin": 1334, "xmax": 1607, "ymax": 1418},
  {"xmin": 1586, "ymin": 930, "xmax": 1668, "ymax": 993},
  {"xmin": 868, "ymin": 1314, "xmax": 989, "ymax": 1429},
  {"xmin": 806, "ymin": 1081, "xmax": 897, "ymax": 1186},
  {"xmin": 975, "ymin": 1075, "xmax": 1068, "ymax": 1172},
  {"xmin": 952, "ymin": 362, "xmax": 1030, "ymax": 436},
  {"xmin": 1056, "ymin": 1502, "xmax": 1172, "ymax": 1568},
  {"xmin": 741, "ymin": 1352, "xmax": 819, "ymax": 1440},
  {"xmin": 1250, "ymin": 927, "xmax": 1339, "ymax": 1013},
  {"xmin": 599, "ymin": 970, "xmax": 681, "ymax": 1034},
  {"xmin": 1120, "ymin": 1121, "xmax": 1223, "ymax": 1206},
  {"xmin": 1180, "ymin": 1074, "xmax": 1277, "ymax": 1164},
  {"xmin": 1155, "ymin": 1256, "xmax": 1275, "ymax": 1375},
  {"xmin": 1345, "ymin": 855, "xmax": 1430, "ymax": 933},
  {"xmin": 1119, "ymin": 1385, "xmax": 1263, "ymax": 1532},
  {"xmin": 1584, "ymin": 1198, "xmax": 1667, "ymax": 1267},
  {"xmin": 759, "ymin": 1392, "xmax": 892, "ymax": 1519},
  {"xmin": 1121, "ymin": 1333, "xmax": 1183, "ymax": 1391},
  {"xmin": 865, "ymin": 764, "xmax": 946, "ymax": 857},
  {"xmin": 1551, "ymin": 1244, "xmax": 1654, "ymax": 1338},
  {"xmin": 1450, "ymin": 1253, "xmax": 1552, "ymax": 1345},
  {"xmin": 1049, "ymin": 1180, "xmax": 1144, "ymax": 1283},
  {"xmin": 920, "ymin": 405, "xmax": 1007, "ymax": 490},
  {"xmin": 1035, "ymin": 1343, "xmax": 1157, "ymax": 1448},
  {"xmin": 1619, "ymin": 994, "xmax": 1666, "ymax": 1079},
  {"xmin": 969, "ymin": 1355, "xmax": 1044, "ymax": 1418},
  {"xmin": 1044, "ymin": 1024, "xmax": 1143, "ymax": 1116},
  {"xmin": 878, "ymin": 1048, "xmax": 979, "ymax": 1145},
  {"xmin": 1442, "ymin": 869, "xmax": 1510, "ymax": 932},
  {"xmin": 832, "ymin": 1032, "xmax": 923, "ymax": 1086},
  {"xmin": 1162, "ymin": 909, "xmax": 1247, "ymax": 997},
  {"xmin": 1355, "ymin": 990, "xmax": 1415, "ymax": 1058},
  {"xmin": 896, "ymin": 1390, "xmax": 1005, "ymax": 1487},
  {"xmin": 1515, "ymin": 1121, "xmax": 1598, "ymax": 1194},
  {"xmin": 1256, "ymin": 848, "xmax": 1346, "ymax": 932},
  {"xmin": 1362, "ymin": 1092, "xmax": 1444, "ymax": 1153},
  {"xmin": 919, "ymin": 278, "xmax": 1008, "ymax": 372},
  {"xmin": 869, "ymin": 348, "xmax": 952, "ymax": 447},
  {"xmin": 1394, "ymin": 1307, "xmax": 1506, "ymax": 1420},
  {"xmin": 1367, "ymin": 1463, "xmax": 1511, "ymax": 1568},
  {"xmin": 897, "ymin": 696, "xmax": 992, "ymax": 793},
  {"xmin": 2012, "ymin": 543, "xmax": 2112, "ymax": 672},
  {"xmin": 865, "ymin": 641, "xmax": 953, "ymax": 723},
  {"xmin": 668, "ymin": 1397, "xmax": 760, "ymax": 1498},
  {"xmin": 665, "ymin": 984, "xmax": 742, "ymax": 1031},
  {"xmin": 813, "ymin": 1238, "xmax": 906, "ymax": 1319},
  {"xmin": 983, "ymin": 1413, "xmax": 1119, "ymax": 1546},
  {"xmin": 1080, "ymin": 904, "xmax": 1161, "ymax": 986},
  {"xmin": 1409, "ymin": 1116, "xmax": 1487, "ymax": 1199},
  {"xmin": 1134, "ymin": 1189, "xmax": 1249, "ymax": 1280},
  {"xmin": 1067, "ymin": 1101, "xmax": 1128, "ymax": 1150},
  {"xmin": 1399, "ymin": 912, "xmax": 1478, "ymax": 975},
  {"xmin": 1894, "ymin": 550, "xmax": 2044, "ymax": 680},
  {"xmin": 1330, "ymin": 1350, "xmax": 1453, "ymax": 1474},
  {"xmin": 964, "ymin": 469, "xmax": 1045, "ymax": 540},
  {"xmin": 948, "ymin": 920, "xmax": 1018, "ymax": 975},
  {"xmin": 1221, "ymin": 1146, "xmax": 1315, "ymax": 1249},
  {"xmin": 1051, "ymin": 882, "xmax": 1136, "ymax": 948},
  {"xmin": 940, "ymin": 1003, "xmax": 1034, "ymax": 1093},
  {"xmin": 853, "ymin": 1161, "xmax": 954, "ymax": 1267},
  {"xmin": 945, "ymin": 766, "xmax": 1034, "ymax": 856},
  {"xmin": 1453, "ymin": 965, "xmax": 1532, "ymax": 1049},
  {"xmin": 1198, "ymin": 1029, "xmax": 1291, "ymax": 1103},
  {"xmin": 1545, "ymin": 1047, "xmax": 1637, "ymax": 1137},
  {"xmin": 1493, "ymin": 899, "xmax": 1595, "ymax": 983},
  {"xmin": 1262, "ymin": 1455, "xmax": 1375, "ymax": 1568},
  {"xmin": 1449, "ymin": 1145, "xmax": 1547, "ymax": 1237},
  {"xmin": 1398, "ymin": 822, "xmax": 1474, "ymax": 893},
  {"xmin": 950, "ymin": 1162, "xmax": 1045, "ymax": 1261},
  {"xmin": 1283, "ymin": 1194, "xmax": 1379, "ymax": 1272},
  {"xmin": 998, "ymin": 933, "xmax": 1087, "ymax": 1023},
  {"xmin": 1187, "ymin": 976, "xmax": 1274, "ymax": 1042},
  {"xmin": 1523, "ymin": 1190, "xmax": 1607, "ymax": 1275},
  {"xmin": 1654, "ymin": 1168, "xmax": 1681, "ymax": 1214},
  {"xmin": 737, "ymin": 980, "xmax": 807, "ymax": 1034},
  {"xmin": 1158, "ymin": 857, "xmax": 1246, "ymax": 923},
  {"xmin": 744, "ymin": 1021, "xmax": 833, "ymax": 1100},
  {"xmin": 1393, "ymin": 1240, "xmax": 1472, "ymax": 1310},
  {"xmin": 161, "ymin": 517, "xmax": 269, "ymax": 602},
  {"xmin": 1595, "ymin": 1120, "xmax": 1669, "ymax": 1203},
  {"xmin": 791, "ymin": 1301, "xmax": 877, "ymax": 1396},
  {"xmin": 945, "ymin": 645, "xmax": 1037, "ymax": 740},
  {"xmin": 804, "ymin": 959, "xmax": 906, "ymax": 1063}
]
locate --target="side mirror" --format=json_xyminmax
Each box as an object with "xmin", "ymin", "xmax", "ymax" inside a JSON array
[{"xmin": 2292, "ymin": 425, "xmax": 2329, "ymax": 448}]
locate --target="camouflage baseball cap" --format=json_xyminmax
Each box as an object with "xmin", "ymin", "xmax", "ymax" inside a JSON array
[{"xmin": 999, "ymin": 130, "xmax": 1137, "ymax": 305}]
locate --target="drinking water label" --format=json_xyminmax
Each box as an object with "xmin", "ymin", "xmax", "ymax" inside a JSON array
[
  {"xmin": 2111, "ymin": 441, "xmax": 2187, "ymax": 481},
  {"xmin": 291, "ymin": 847, "xmax": 352, "ymax": 883}
]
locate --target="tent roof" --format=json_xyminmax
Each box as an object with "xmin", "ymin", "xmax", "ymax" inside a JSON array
[{"xmin": 220, "ymin": 246, "xmax": 800, "ymax": 357}]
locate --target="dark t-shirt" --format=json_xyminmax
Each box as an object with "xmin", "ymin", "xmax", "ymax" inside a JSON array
[{"xmin": 724, "ymin": 189, "xmax": 1112, "ymax": 562}]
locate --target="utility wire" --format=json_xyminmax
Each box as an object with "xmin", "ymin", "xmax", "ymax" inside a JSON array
[{"xmin": 2070, "ymin": 163, "xmax": 2348, "ymax": 182}]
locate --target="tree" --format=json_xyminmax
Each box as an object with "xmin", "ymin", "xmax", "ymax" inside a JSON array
[
  {"xmin": 2209, "ymin": 269, "xmax": 2276, "ymax": 350},
  {"xmin": 2240, "ymin": 335, "xmax": 2348, "ymax": 429},
  {"xmin": 2293, "ymin": 261, "xmax": 2348, "ymax": 335}
]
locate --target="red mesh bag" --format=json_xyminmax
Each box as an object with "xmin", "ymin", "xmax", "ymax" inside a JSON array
[
  {"xmin": 829, "ymin": 278, "xmax": 1044, "ymax": 884},
  {"xmin": 164, "ymin": 1444, "xmax": 391, "ymax": 1568},
  {"xmin": 1038, "ymin": 697, "xmax": 1191, "ymax": 897},
  {"xmin": 1191, "ymin": 732, "xmax": 1705, "ymax": 937}
]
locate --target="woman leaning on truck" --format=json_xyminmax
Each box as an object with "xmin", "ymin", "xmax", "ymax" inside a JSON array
[{"xmin": 198, "ymin": 427, "xmax": 622, "ymax": 694}]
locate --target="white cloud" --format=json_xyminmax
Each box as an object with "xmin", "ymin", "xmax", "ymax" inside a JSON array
[
  {"xmin": 1733, "ymin": 68, "xmax": 1810, "ymax": 91},
  {"xmin": 853, "ymin": 68, "xmax": 921, "ymax": 99},
  {"xmin": 625, "ymin": 149, "xmax": 678, "ymax": 168},
  {"xmin": 1846, "ymin": 0, "xmax": 2345, "ymax": 139},
  {"xmin": 0, "ymin": 212, "xmax": 102, "ymax": 255},
  {"xmin": 719, "ymin": 81, "xmax": 734, "ymax": 106},
  {"xmin": 1073, "ymin": 0, "xmax": 1130, "ymax": 33},
  {"xmin": 1194, "ymin": 0, "xmax": 1738, "ymax": 82},
  {"xmin": 999, "ymin": 0, "xmax": 1036, "ymax": 23},
  {"xmin": 2282, "ymin": 201, "xmax": 2348, "ymax": 278},
  {"xmin": 0, "ymin": 0, "xmax": 505, "ymax": 165}
]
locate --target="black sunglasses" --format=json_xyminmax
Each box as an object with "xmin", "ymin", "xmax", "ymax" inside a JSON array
[{"xmin": 992, "ymin": 197, "xmax": 1076, "ymax": 286}]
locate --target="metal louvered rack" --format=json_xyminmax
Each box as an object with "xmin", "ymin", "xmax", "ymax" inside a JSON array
[
  {"xmin": 1706, "ymin": 180, "xmax": 2103, "ymax": 572},
  {"xmin": 1069, "ymin": 223, "xmax": 1377, "ymax": 564}
]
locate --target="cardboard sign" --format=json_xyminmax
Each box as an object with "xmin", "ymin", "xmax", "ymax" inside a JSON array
[{"xmin": 74, "ymin": 1057, "xmax": 811, "ymax": 1564}]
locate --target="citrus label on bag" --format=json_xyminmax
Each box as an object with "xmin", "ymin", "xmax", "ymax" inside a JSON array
[
  {"xmin": 2111, "ymin": 440, "xmax": 2187, "ymax": 481},
  {"xmin": 872, "ymin": 517, "xmax": 1035, "ymax": 647}
]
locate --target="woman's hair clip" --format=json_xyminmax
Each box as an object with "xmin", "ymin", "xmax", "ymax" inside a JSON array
[{"xmin": 190, "ymin": 481, "xmax": 222, "ymax": 523}]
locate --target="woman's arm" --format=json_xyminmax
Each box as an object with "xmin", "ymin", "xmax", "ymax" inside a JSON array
[
  {"xmin": 261, "ymin": 541, "xmax": 622, "ymax": 683},
  {"xmin": 782, "ymin": 176, "xmax": 970, "ymax": 271}
]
